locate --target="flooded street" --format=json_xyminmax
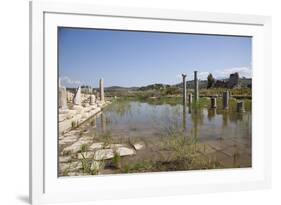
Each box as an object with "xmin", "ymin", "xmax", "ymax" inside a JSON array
[
  {"xmin": 59, "ymin": 98, "xmax": 251, "ymax": 176},
  {"xmin": 93, "ymin": 99, "xmax": 251, "ymax": 143}
]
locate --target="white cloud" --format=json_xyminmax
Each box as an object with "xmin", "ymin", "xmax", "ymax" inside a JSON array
[
  {"xmin": 214, "ymin": 67, "xmax": 252, "ymax": 79},
  {"xmin": 60, "ymin": 76, "xmax": 82, "ymax": 87},
  {"xmin": 197, "ymin": 72, "xmax": 210, "ymax": 80},
  {"xmin": 176, "ymin": 73, "xmax": 188, "ymax": 80},
  {"xmin": 176, "ymin": 74, "xmax": 183, "ymax": 80}
]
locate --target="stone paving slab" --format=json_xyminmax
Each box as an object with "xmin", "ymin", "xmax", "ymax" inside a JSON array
[
  {"xmin": 117, "ymin": 147, "xmax": 136, "ymax": 156},
  {"xmin": 206, "ymin": 140, "xmax": 230, "ymax": 151},
  {"xmin": 195, "ymin": 143, "xmax": 216, "ymax": 154},
  {"xmin": 105, "ymin": 144, "xmax": 126, "ymax": 149},
  {"xmin": 220, "ymin": 146, "xmax": 246, "ymax": 157},
  {"xmin": 62, "ymin": 138, "xmax": 93, "ymax": 154},
  {"xmin": 94, "ymin": 149, "xmax": 114, "ymax": 160},
  {"xmin": 89, "ymin": 142, "xmax": 104, "ymax": 150},
  {"xmin": 93, "ymin": 147, "xmax": 136, "ymax": 161},
  {"xmin": 59, "ymin": 156, "xmax": 72, "ymax": 163},
  {"xmin": 132, "ymin": 142, "xmax": 145, "ymax": 150},
  {"xmin": 60, "ymin": 136, "xmax": 79, "ymax": 145},
  {"xmin": 207, "ymin": 151, "xmax": 235, "ymax": 168},
  {"xmin": 77, "ymin": 152, "xmax": 96, "ymax": 160},
  {"xmin": 59, "ymin": 161, "xmax": 82, "ymax": 173}
]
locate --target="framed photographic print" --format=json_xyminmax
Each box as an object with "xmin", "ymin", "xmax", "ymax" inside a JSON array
[{"xmin": 30, "ymin": 1, "xmax": 271, "ymax": 204}]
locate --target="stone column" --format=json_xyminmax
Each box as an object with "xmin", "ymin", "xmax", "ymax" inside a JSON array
[
  {"xmin": 90, "ymin": 94, "xmax": 96, "ymax": 105},
  {"xmin": 67, "ymin": 91, "xmax": 73, "ymax": 102},
  {"xmin": 182, "ymin": 74, "xmax": 187, "ymax": 108},
  {"xmin": 236, "ymin": 101, "xmax": 245, "ymax": 112},
  {"xmin": 58, "ymin": 78, "xmax": 68, "ymax": 111},
  {"xmin": 59, "ymin": 87, "xmax": 68, "ymax": 110},
  {"xmin": 73, "ymin": 86, "xmax": 81, "ymax": 106},
  {"xmin": 99, "ymin": 78, "xmax": 104, "ymax": 102},
  {"xmin": 223, "ymin": 91, "xmax": 230, "ymax": 109},
  {"xmin": 210, "ymin": 97, "xmax": 217, "ymax": 108},
  {"xmin": 194, "ymin": 71, "xmax": 199, "ymax": 102}
]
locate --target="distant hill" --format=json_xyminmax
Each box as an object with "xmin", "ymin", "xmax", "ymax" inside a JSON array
[
  {"xmin": 104, "ymin": 86, "xmax": 139, "ymax": 91},
  {"xmin": 69, "ymin": 74, "xmax": 252, "ymax": 92},
  {"xmin": 128, "ymin": 77, "xmax": 251, "ymax": 91}
]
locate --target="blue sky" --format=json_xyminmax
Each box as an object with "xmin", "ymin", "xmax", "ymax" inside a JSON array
[{"xmin": 59, "ymin": 27, "xmax": 252, "ymax": 88}]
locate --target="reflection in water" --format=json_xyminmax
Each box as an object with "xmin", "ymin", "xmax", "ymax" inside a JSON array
[
  {"xmin": 90, "ymin": 117, "xmax": 96, "ymax": 128},
  {"xmin": 222, "ymin": 111, "xmax": 229, "ymax": 127},
  {"xmin": 100, "ymin": 113, "xmax": 106, "ymax": 133},
  {"xmin": 229, "ymin": 112, "xmax": 243, "ymax": 122},
  {"xmin": 90, "ymin": 99, "xmax": 251, "ymax": 143},
  {"xmin": 182, "ymin": 107, "xmax": 186, "ymax": 131},
  {"xmin": 191, "ymin": 107, "xmax": 199, "ymax": 139},
  {"xmin": 105, "ymin": 100, "xmax": 132, "ymax": 118},
  {"xmin": 207, "ymin": 108, "xmax": 216, "ymax": 121}
]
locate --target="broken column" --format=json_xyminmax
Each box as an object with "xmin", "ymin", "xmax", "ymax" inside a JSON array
[
  {"xmin": 194, "ymin": 71, "xmax": 199, "ymax": 102},
  {"xmin": 58, "ymin": 78, "xmax": 68, "ymax": 111},
  {"xmin": 66, "ymin": 91, "xmax": 72, "ymax": 103},
  {"xmin": 210, "ymin": 97, "xmax": 217, "ymax": 108},
  {"xmin": 59, "ymin": 87, "xmax": 68, "ymax": 110},
  {"xmin": 182, "ymin": 74, "xmax": 187, "ymax": 108},
  {"xmin": 223, "ymin": 91, "xmax": 230, "ymax": 109},
  {"xmin": 99, "ymin": 78, "xmax": 104, "ymax": 102},
  {"xmin": 236, "ymin": 101, "xmax": 245, "ymax": 112},
  {"xmin": 90, "ymin": 94, "xmax": 96, "ymax": 105},
  {"xmin": 73, "ymin": 86, "xmax": 81, "ymax": 108}
]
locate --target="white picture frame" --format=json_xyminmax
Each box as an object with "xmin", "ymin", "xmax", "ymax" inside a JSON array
[{"xmin": 30, "ymin": 1, "xmax": 272, "ymax": 204}]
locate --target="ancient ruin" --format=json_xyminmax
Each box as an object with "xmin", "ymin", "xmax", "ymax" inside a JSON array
[
  {"xmin": 194, "ymin": 71, "xmax": 199, "ymax": 101},
  {"xmin": 58, "ymin": 78, "xmax": 110, "ymax": 134},
  {"xmin": 228, "ymin": 72, "xmax": 240, "ymax": 88},
  {"xmin": 59, "ymin": 87, "xmax": 68, "ymax": 111},
  {"xmin": 237, "ymin": 101, "xmax": 245, "ymax": 112},
  {"xmin": 182, "ymin": 74, "xmax": 187, "ymax": 108},
  {"xmin": 223, "ymin": 91, "xmax": 230, "ymax": 109},
  {"xmin": 73, "ymin": 86, "xmax": 81, "ymax": 107},
  {"xmin": 99, "ymin": 78, "xmax": 104, "ymax": 102},
  {"xmin": 90, "ymin": 94, "xmax": 96, "ymax": 105},
  {"xmin": 57, "ymin": 27, "xmax": 252, "ymax": 177},
  {"xmin": 211, "ymin": 97, "xmax": 217, "ymax": 108}
]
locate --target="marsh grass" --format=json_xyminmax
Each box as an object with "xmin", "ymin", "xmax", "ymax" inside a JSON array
[
  {"xmin": 158, "ymin": 126, "xmax": 221, "ymax": 170},
  {"xmin": 122, "ymin": 161, "xmax": 153, "ymax": 173},
  {"xmin": 79, "ymin": 144, "xmax": 91, "ymax": 173},
  {"xmin": 61, "ymin": 164, "xmax": 71, "ymax": 176},
  {"xmin": 98, "ymin": 131, "xmax": 113, "ymax": 148},
  {"xmin": 112, "ymin": 151, "xmax": 121, "ymax": 169},
  {"xmin": 78, "ymin": 144, "xmax": 106, "ymax": 175},
  {"xmin": 233, "ymin": 151, "xmax": 241, "ymax": 168}
]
